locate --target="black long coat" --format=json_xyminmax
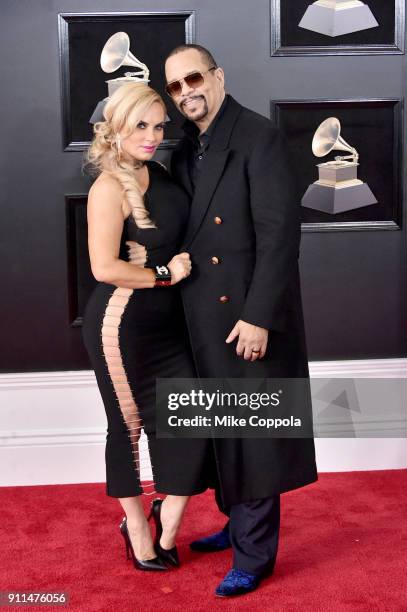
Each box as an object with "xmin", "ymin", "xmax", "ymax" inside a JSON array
[{"xmin": 171, "ymin": 95, "xmax": 318, "ymax": 508}]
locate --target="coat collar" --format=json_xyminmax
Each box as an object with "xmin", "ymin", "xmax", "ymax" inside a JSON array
[
  {"xmin": 181, "ymin": 94, "xmax": 242, "ymax": 151},
  {"xmin": 179, "ymin": 95, "xmax": 242, "ymax": 248},
  {"xmin": 182, "ymin": 93, "xmax": 229, "ymax": 147}
]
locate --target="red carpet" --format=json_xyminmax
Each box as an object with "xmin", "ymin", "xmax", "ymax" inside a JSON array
[{"xmin": 1, "ymin": 470, "xmax": 406, "ymax": 611}]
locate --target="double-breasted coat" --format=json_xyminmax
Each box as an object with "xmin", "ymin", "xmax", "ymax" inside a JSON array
[{"xmin": 171, "ymin": 95, "xmax": 318, "ymax": 508}]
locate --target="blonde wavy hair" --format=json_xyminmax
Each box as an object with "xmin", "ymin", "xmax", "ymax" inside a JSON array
[{"xmin": 86, "ymin": 82, "xmax": 166, "ymax": 229}]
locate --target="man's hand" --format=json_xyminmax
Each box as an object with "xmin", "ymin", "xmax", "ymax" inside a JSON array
[{"xmin": 225, "ymin": 320, "xmax": 268, "ymax": 361}]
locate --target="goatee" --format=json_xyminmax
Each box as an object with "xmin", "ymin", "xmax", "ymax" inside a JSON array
[{"xmin": 182, "ymin": 96, "xmax": 208, "ymax": 122}]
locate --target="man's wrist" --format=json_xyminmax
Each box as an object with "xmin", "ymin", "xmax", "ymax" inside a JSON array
[{"xmin": 239, "ymin": 319, "xmax": 269, "ymax": 332}]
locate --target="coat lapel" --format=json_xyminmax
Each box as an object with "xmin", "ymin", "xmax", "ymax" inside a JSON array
[
  {"xmin": 182, "ymin": 149, "xmax": 230, "ymax": 248},
  {"xmin": 181, "ymin": 96, "xmax": 242, "ymax": 249}
]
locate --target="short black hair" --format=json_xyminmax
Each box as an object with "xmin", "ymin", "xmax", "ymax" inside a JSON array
[{"xmin": 165, "ymin": 44, "xmax": 218, "ymax": 69}]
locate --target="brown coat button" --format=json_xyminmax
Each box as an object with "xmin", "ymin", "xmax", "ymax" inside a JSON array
[
  {"xmin": 214, "ymin": 216, "xmax": 223, "ymax": 224},
  {"xmin": 211, "ymin": 256, "xmax": 220, "ymax": 265},
  {"xmin": 219, "ymin": 295, "xmax": 229, "ymax": 303}
]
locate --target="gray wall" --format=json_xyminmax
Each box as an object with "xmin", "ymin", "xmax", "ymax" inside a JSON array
[{"xmin": 1, "ymin": 0, "xmax": 406, "ymax": 372}]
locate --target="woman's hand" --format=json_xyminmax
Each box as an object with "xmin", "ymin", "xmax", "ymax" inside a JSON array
[{"xmin": 167, "ymin": 252, "xmax": 192, "ymax": 285}]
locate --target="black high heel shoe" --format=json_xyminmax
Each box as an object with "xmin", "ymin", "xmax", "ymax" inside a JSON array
[
  {"xmin": 150, "ymin": 498, "xmax": 180, "ymax": 568},
  {"xmin": 119, "ymin": 517, "xmax": 167, "ymax": 571}
]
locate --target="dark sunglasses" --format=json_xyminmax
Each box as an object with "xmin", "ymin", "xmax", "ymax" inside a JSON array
[{"xmin": 165, "ymin": 67, "xmax": 216, "ymax": 97}]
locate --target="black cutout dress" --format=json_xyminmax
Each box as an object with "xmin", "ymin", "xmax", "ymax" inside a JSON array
[{"xmin": 82, "ymin": 161, "xmax": 211, "ymax": 498}]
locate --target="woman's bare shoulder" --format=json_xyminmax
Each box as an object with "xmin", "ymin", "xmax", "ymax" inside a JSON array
[{"xmin": 88, "ymin": 173, "xmax": 122, "ymax": 202}]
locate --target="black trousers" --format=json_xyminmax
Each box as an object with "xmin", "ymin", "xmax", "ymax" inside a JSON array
[{"xmin": 220, "ymin": 495, "xmax": 280, "ymax": 576}]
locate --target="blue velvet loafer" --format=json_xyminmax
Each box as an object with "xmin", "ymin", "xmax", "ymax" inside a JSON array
[
  {"xmin": 190, "ymin": 529, "xmax": 231, "ymax": 552},
  {"xmin": 215, "ymin": 569, "xmax": 260, "ymax": 597}
]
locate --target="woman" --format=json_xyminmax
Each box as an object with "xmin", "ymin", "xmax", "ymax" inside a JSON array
[{"xmin": 82, "ymin": 82, "xmax": 209, "ymax": 571}]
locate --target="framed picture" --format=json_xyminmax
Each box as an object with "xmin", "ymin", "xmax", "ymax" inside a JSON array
[
  {"xmin": 66, "ymin": 195, "xmax": 97, "ymax": 326},
  {"xmin": 271, "ymin": 0, "xmax": 405, "ymax": 56},
  {"xmin": 58, "ymin": 11, "xmax": 195, "ymax": 151},
  {"xmin": 271, "ymin": 98, "xmax": 403, "ymax": 231}
]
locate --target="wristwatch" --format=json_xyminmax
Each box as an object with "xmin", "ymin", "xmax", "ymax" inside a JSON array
[{"xmin": 154, "ymin": 265, "xmax": 172, "ymax": 287}]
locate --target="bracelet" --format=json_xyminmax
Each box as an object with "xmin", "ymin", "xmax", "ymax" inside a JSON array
[{"xmin": 154, "ymin": 265, "xmax": 172, "ymax": 287}]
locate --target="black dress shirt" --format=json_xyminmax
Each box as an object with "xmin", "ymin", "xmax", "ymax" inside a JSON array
[{"xmin": 182, "ymin": 94, "xmax": 229, "ymax": 191}]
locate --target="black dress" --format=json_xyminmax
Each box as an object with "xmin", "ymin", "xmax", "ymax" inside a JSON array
[{"xmin": 82, "ymin": 161, "xmax": 211, "ymax": 498}]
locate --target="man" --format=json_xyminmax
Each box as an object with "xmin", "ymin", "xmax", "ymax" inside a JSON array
[{"xmin": 164, "ymin": 44, "xmax": 318, "ymax": 597}]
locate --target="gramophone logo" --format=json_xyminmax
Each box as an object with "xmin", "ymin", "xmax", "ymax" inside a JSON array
[
  {"xmin": 299, "ymin": 0, "xmax": 379, "ymax": 37},
  {"xmin": 301, "ymin": 117, "xmax": 377, "ymax": 214},
  {"xmin": 89, "ymin": 32, "xmax": 150, "ymax": 124}
]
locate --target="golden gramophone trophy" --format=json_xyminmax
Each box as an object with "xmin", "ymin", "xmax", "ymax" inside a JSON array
[
  {"xmin": 301, "ymin": 117, "xmax": 377, "ymax": 214},
  {"xmin": 90, "ymin": 32, "xmax": 150, "ymax": 124},
  {"xmin": 299, "ymin": 0, "xmax": 378, "ymax": 37}
]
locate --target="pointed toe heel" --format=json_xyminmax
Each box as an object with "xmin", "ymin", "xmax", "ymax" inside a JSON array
[
  {"xmin": 119, "ymin": 517, "xmax": 167, "ymax": 571},
  {"xmin": 150, "ymin": 498, "xmax": 180, "ymax": 568},
  {"xmin": 155, "ymin": 541, "xmax": 180, "ymax": 568}
]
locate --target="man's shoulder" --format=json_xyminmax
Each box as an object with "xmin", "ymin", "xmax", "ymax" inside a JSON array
[
  {"xmin": 233, "ymin": 112, "xmax": 280, "ymax": 151},
  {"xmin": 172, "ymin": 97, "xmax": 281, "ymax": 157},
  {"xmin": 237, "ymin": 104, "xmax": 279, "ymax": 135}
]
